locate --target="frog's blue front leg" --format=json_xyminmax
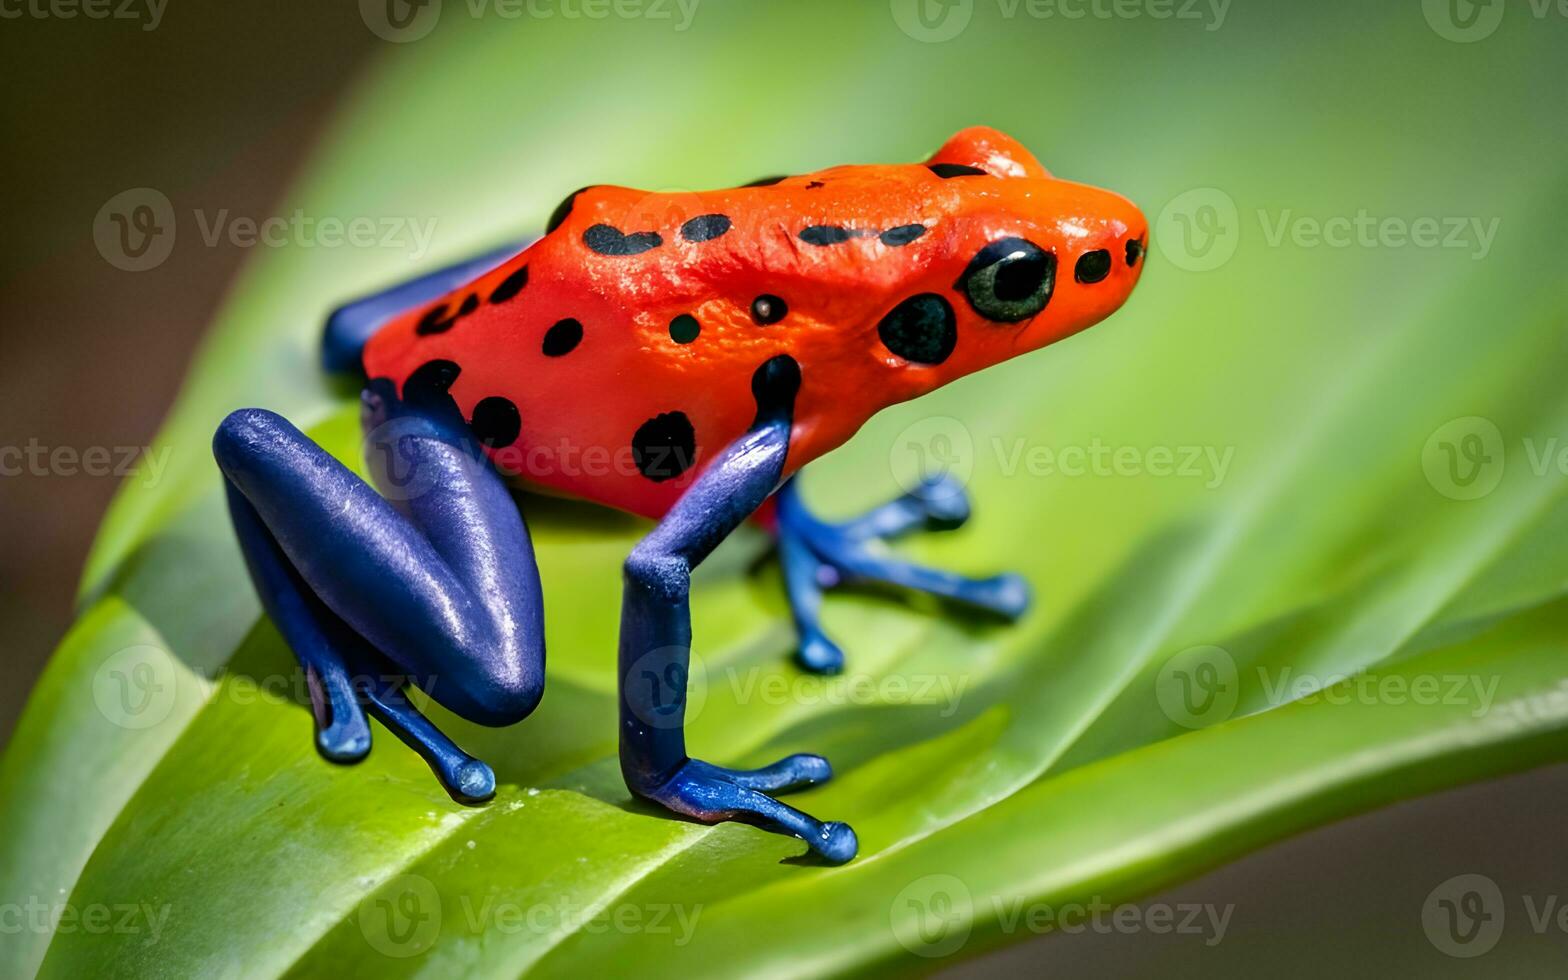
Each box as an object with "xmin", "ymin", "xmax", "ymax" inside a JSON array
[
  {"xmin": 213, "ymin": 378, "xmax": 544, "ymax": 803},
  {"xmin": 775, "ymin": 474, "xmax": 1030, "ymax": 673},
  {"xmin": 619, "ymin": 356, "xmax": 858, "ymax": 863}
]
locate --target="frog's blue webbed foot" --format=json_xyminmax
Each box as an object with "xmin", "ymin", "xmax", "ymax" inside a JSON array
[
  {"xmin": 619, "ymin": 356, "xmax": 858, "ymax": 863},
  {"xmin": 214, "ymin": 367, "xmax": 544, "ymax": 805},
  {"xmin": 774, "ymin": 474, "xmax": 1030, "ymax": 674}
]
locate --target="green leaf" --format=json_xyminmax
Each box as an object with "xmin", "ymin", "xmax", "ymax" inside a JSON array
[{"xmin": 4, "ymin": 3, "xmax": 1567, "ymax": 976}]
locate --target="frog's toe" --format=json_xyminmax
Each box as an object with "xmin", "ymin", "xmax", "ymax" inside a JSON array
[
  {"xmin": 814, "ymin": 821, "xmax": 860, "ymax": 865},
  {"xmin": 305, "ymin": 665, "xmax": 373, "ymax": 763},
  {"xmin": 316, "ymin": 720, "xmax": 372, "ymax": 763},
  {"xmin": 642, "ymin": 758, "xmax": 858, "ymax": 864},
  {"xmin": 797, "ymin": 632, "xmax": 846, "ymax": 675},
  {"xmin": 689, "ymin": 752, "xmax": 833, "ymax": 794},
  {"xmin": 450, "ymin": 759, "xmax": 497, "ymax": 804},
  {"xmin": 966, "ymin": 571, "xmax": 1032, "ymax": 620},
  {"xmin": 773, "ymin": 476, "xmax": 1032, "ymax": 673},
  {"xmin": 906, "ymin": 473, "xmax": 971, "ymax": 531},
  {"xmin": 360, "ymin": 680, "xmax": 497, "ymax": 805}
]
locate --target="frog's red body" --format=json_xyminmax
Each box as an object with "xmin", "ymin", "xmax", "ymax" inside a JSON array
[{"xmin": 361, "ymin": 127, "xmax": 1146, "ymax": 519}]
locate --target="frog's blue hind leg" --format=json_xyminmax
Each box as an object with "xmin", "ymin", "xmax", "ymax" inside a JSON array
[
  {"xmin": 775, "ymin": 474, "xmax": 1030, "ymax": 674},
  {"xmin": 224, "ymin": 478, "xmax": 373, "ymax": 763},
  {"xmin": 322, "ymin": 240, "xmax": 527, "ymax": 374},
  {"xmin": 224, "ymin": 479, "xmax": 500, "ymax": 801},
  {"xmin": 619, "ymin": 356, "xmax": 858, "ymax": 863},
  {"xmin": 213, "ymin": 379, "xmax": 544, "ymax": 802}
]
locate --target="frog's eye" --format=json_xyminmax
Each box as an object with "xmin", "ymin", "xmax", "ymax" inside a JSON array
[{"xmin": 957, "ymin": 238, "xmax": 1055, "ymax": 323}]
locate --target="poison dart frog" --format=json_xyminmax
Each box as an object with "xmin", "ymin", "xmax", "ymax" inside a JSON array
[{"xmin": 214, "ymin": 126, "xmax": 1146, "ymax": 863}]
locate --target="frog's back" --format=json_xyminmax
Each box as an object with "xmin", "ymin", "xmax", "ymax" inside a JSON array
[{"xmin": 362, "ymin": 173, "xmax": 946, "ymax": 519}]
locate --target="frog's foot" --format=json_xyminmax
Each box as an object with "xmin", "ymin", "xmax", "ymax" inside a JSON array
[
  {"xmin": 301, "ymin": 650, "xmax": 495, "ymax": 803},
  {"xmin": 302, "ymin": 646, "xmax": 495, "ymax": 803},
  {"xmin": 635, "ymin": 755, "xmax": 857, "ymax": 864},
  {"xmin": 774, "ymin": 474, "xmax": 1031, "ymax": 674}
]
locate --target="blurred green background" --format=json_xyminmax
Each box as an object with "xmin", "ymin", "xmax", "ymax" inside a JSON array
[{"xmin": 2, "ymin": 0, "xmax": 1567, "ymax": 977}]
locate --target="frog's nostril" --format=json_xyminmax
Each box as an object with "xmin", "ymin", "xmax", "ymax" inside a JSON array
[
  {"xmin": 1074, "ymin": 248, "xmax": 1113, "ymax": 284},
  {"xmin": 1125, "ymin": 237, "xmax": 1144, "ymax": 267}
]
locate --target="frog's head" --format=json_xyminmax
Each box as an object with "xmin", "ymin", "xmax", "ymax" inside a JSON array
[{"xmin": 889, "ymin": 126, "xmax": 1146, "ymax": 383}]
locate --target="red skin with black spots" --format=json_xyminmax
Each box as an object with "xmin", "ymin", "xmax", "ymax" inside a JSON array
[{"xmin": 361, "ymin": 127, "xmax": 1147, "ymax": 520}]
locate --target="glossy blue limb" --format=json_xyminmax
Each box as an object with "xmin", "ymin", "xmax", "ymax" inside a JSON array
[
  {"xmin": 224, "ymin": 480, "xmax": 372, "ymax": 762},
  {"xmin": 321, "ymin": 239, "xmax": 527, "ymax": 374},
  {"xmin": 774, "ymin": 473, "xmax": 1031, "ymax": 674},
  {"xmin": 618, "ymin": 356, "xmax": 858, "ymax": 863},
  {"xmin": 777, "ymin": 529, "xmax": 843, "ymax": 673},
  {"xmin": 213, "ymin": 385, "xmax": 544, "ymax": 802}
]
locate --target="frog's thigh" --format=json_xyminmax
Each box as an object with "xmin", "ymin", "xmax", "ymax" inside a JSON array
[{"xmin": 214, "ymin": 400, "xmax": 545, "ymax": 729}]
